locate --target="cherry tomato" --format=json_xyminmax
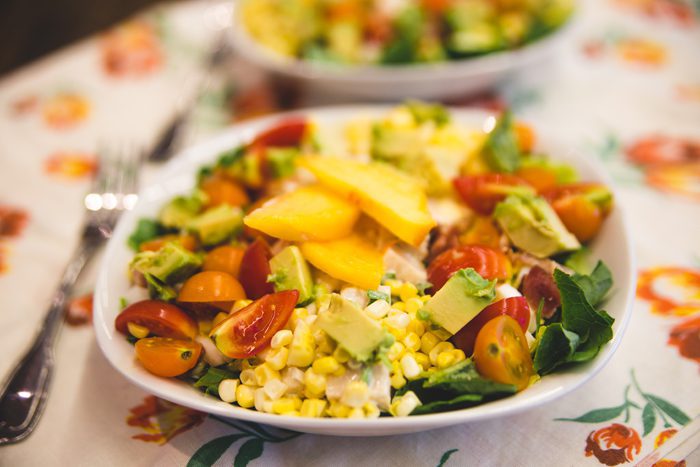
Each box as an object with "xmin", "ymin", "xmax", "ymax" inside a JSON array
[
  {"xmin": 178, "ymin": 271, "xmax": 246, "ymax": 311},
  {"xmin": 542, "ymin": 183, "xmax": 613, "ymax": 242},
  {"xmin": 515, "ymin": 166, "xmax": 558, "ymax": 192},
  {"xmin": 453, "ymin": 174, "xmax": 533, "ymax": 215},
  {"xmin": 452, "ymin": 297, "xmax": 530, "ymax": 356},
  {"xmin": 250, "ymin": 118, "xmax": 307, "ymax": 150},
  {"xmin": 427, "ymin": 245, "xmax": 511, "ymax": 292},
  {"xmin": 139, "ymin": 234, "xmax": 197, "ymax": 252},
  {"xmin": 115, "ymin": 300, "xmax": 197, "ymax": 340},
  {"xmin": 135, "ymin": 337, "xmax": 202, "ymax": 377},
  {"xmin": 515, "ymin": 122, "xmax": 536, "ymax": 153},
  {"xmin": 474, "ymin": 315, "xmax": 533, "ymax": 391},
  {"xmin": 200, "ymin": 175, "xmax": 250, "ymax": 209},
  {"xmin": 521, "ymin": 266, "xmax": 561, "ymax": 319},
  {"xmin": 210, "ymin": 290, "xmax": 299, "ymax": 358},
  {"xmin": 202, "ymin": 245, "xmax": 246, "ymax": 278},
  {"xmin": 458, "ymin": 216, "xmax": 502, "ymax": 249},
  {"xmin": 239, "ymin": 238, "xmax": 274, "ymax": 299}
]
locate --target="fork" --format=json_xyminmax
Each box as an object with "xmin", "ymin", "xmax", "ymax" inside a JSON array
[{"xmin": 0, "ymin": 148, "xmax": 141, "ymax": 445}]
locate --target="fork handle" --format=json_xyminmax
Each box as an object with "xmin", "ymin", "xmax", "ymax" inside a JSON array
[{"xmin": 0, "ymin": 238, "xmax": 101, "ymax": 445}]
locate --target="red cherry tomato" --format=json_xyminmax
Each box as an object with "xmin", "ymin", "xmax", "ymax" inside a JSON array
[
  {"xmin": 210, "ymin": 290, "xmax": 299, "ymax": 358},
  {"xmin": 452, "ymin": 297, "xmax": 530, "ymax": 356},
  {"xmin": 239, "ymin": 238, "xmax": 274, "ymax": 299},
  {"xmin": 474, "ymin": 315, "xmax": 533, "ymax": 391},
  {"xmin": 427, "ymin": 245, "xmax": 512, "ymax": 292},
  {"xmin": 115, "ymin": 300, "xmax": 197, "ymax": 340},
  {"xmin": 250, "ymin": 118, "xmax": 307, "ymax": 150},
  {"xmin": 453, "ymin": 174, "xmax": 532, "ymax": 215}
]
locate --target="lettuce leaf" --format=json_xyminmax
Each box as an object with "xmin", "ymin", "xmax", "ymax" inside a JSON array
[{"xmin": 483, "ymin": 110, "xmax": 521, "ymax": 173}]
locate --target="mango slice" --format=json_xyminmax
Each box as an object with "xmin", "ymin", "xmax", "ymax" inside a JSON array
[
  {"xmin": 244, "ymin": 185, "xmax": 360, "ymax": 242},
  {"xmin": 300, "ymin": 234, "xmax": 384, "ymax": 290},
  {"xmin": 298, "ymin": 157, "xmax": 436, "ymax": 246}
]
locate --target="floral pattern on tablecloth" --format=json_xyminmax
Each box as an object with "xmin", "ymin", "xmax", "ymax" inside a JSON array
[{"xmin": 0, "ymin": 0, "xmax": 699, "ymax": 466}]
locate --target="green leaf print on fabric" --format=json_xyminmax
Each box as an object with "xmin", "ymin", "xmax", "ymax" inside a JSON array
[
  {"xmin": 557, "ymin": 405, "xmax": 626, "ymax": 424},
  {"xmin": 188, "ymin": 435, "xmax": 246, "ymax": 467},
  {"xmin": 641, "ymin": 404, "xmax": 656, "ymax": 436},
  {"xmin": 436, "ymin": 448, "xmax": 459, "ymax": 467},
  {"xmin": 234, "ymin": 438, "xmax": 265, "ymax": 467}
]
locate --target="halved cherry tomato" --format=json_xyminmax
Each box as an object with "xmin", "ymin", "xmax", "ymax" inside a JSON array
[
  {"xmin": 458, "ymin": 216, "xmax": 502, "ymax": 249},
  {"xmin": 452, "ymin": 297, "xmax": 530, "ymax": 356},
  {"xmin": 474, "ymin": 315, "xmax": 533, "ymax": 391},
  {"xmin": 210, "ymin": 290, "xmax": 299, "ymax": 358},
  {"xmin": 521, "ymin": 266, "xmax": 561, "ymax": 319},
  {"xmin": 115, "ymin": 300, "xmax": 197, "ymax": 340},
  {"xmin": 542, "ymin": 183, "xmax": 613, "ymax": 242},
  {"xmin": 202, "ymin": 245, "xmax": 246, "ymax": 278},
  {"xmin": 135, "ymin": 337, "xmax": 202, "ymax": 377},
  {"xmin": 428, "ymin": 245, "xmax": 511, "ymax": 292},
  {"xmin": 177, "ymin": 271, "xmax": 246, "ymax": 312},
  {"xmin": 239, "ymin": 238, "xmax": 274, "ymax": 299},
  {"xmin": 453, "ymin": 174, "xmax": 533, "ymax": 215},
  {"xmin": 200, "ymin": 175, "xmax": 250, "ymax": 209},
  {"xmin": 250, "ymin": 118, "xmax": 307, "ymax": 150},
  {"xmin": 515, "ymin": 166, "xmax": 558, "ymax": 192},
  {"xmin": 139, "ymin": 234, "xmax": 197, "ymax": 252}
]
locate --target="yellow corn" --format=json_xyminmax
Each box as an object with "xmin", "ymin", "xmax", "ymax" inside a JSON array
[
  {"xmin": 403, "ymin": 332, "xmax": 422, "ymax": 352},
  {"xmin": 300, "ymin": 399, "xmax": 327, "ymax": 418},
  {"xmin": 421, "ymin": 295, "xmax": 431, "ymax": 303},
  {"xmin": 340, "ymin": 381, "xmax": 369, "ymax": 408},
  {"xmin": 312, "ymin": 356, "xmax": 340, "ymax": 375},
  {"xmin": 304, "ymin": 368, "xmax": 327, "ymax": 398},
  {"xmin": 254, "ymin": 363, "xmax": 281, "ymax": 386},
  {"xmin": 332, "ymin": 365, "xmax": 346, "ymax": 377},
  {"xmin": 348, "ymin": 407, "xmax": 365, "ymax": 419},
  {"xmin": 290, "ymin": 307, "xmax": 309, "ymax": 328},
  {"xmin": 239, "ymin": 369, "xmax": 257, "ymax": 386},
  {"xmin": 451, "ymin": 348, "xmax": 467, "ymax": 363},
  {"xmin": 332, "ymin": 346, "xmax": 351, "ymax": 363},
  {"xmin": 232, "ymin": 299, "xmax": 252, "ymax": 313},
  {"xmin": 429, "ymin": 342, "xmax": 455, "ymax": 366},
  {"xmin": 436, "ymin": 351, "xmax": 456, "ymax": 369},
  {"xmin": 218, "ymin": 379, "xmax": 238, "ymax": 403},
  {"xmin": 399, "ymin": 283, "xmax": 418, "ymax": 302},
  {"xmin": 127, "ymin": 322, "xmax": 149, "ymax": 339},
  {"xmin": 265, "ymin": 347, "xmax": 289, "ymax": 371},
  {"xmin": 384, "ymin": 279, "xmax": 402, "ymax": 295},
  {"xmin": 392, "ymin": 301, "xmax": 406, "ymax": 312},
  {"xmin": 388, "ymin": 326, "xmax": 407, "ymax": 341},
  {"xmin": 235, "ymin": 384, "xmax": 255, "ymax": 408},
  {"xmin": 288, "ymin": 321, "xmax": 315, "ymax": 367},
  {"xmin": 326, "ymin": 401, "xmax": 351, "ymax": 418},
  {"xmin": 420, "ymin": 332, "xmax": 441, "ymax": 354},
  {"xmin": 272, "ymin": 398, "xmax": 300, "ymax": 414},
  {"xmin": 390, "ymin": 367, "xmax": 406, "ymax": 389},
  {"xmin": 405, "ymin": 297, "xmax": 424, "ymax": 315},
  {"xmin": 314, "ymin": 331, "xmax": 336, "ymax": 355},
  {"xmin": 241, "ymin": 359, "xmax": 256, "ymax": 370},
  {"xmin": 363, "ymin": 402, "xmax": 381, "ymax": 419},
  {"xmin": 390, "ymin": 391, "xmax": 422, "ymax": 417},
  {"xmin": 400, "ymin": 354, "xmax": 422, "ymax": 380},
  {"xmin": 263, "ymin": 378, "xmax": 288, "ymax": 400},
  {"xmin": 271, "ymin": 329, "xmax": 293, "ymax": 349},
  {"xmin": 414, "ymin": 352, "xmax": 430, "ymax": 370},
  {"xmin": 387, "ymin": 342, "xmax": 405, "ymax": 361}
]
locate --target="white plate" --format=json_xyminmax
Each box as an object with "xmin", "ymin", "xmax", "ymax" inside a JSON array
[
  {"xmin": 228, "ymin": 4, "xmax": 574, "ymax": 101},
  {"xmin": 93, "ymin": 107, "xmax": 636, "ymax": 436}
]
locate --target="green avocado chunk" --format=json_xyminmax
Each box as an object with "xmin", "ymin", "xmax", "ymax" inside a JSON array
[
  {"xmin": 130, "ymin": 242, "xmax": 202, "ymax": 285},
  {"xmin": 494, "ymin": 193, "xmax": 580, "ymax": 258},
  {"xmin": 186, "ymin": 205, "xmax": 243, "ymax": 246},
  {"xmin": 269, "ymin": 245, "xmax": 314, "ymax": 304},
  {"xmin": 314, "ymin": 294, "xmax": 388, "ymax": 362},
  {"xmin": 423, "ymin": 268, "xmax": 496, "ymax": 335},
  {"xmin": 158, "ymin": 192, "xmax": 204, "ymax": 229}
]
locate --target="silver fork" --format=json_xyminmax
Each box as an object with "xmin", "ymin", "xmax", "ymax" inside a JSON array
[{"xmin": 0, "ymin": 148, "xmax": 141, "ymax": 445}]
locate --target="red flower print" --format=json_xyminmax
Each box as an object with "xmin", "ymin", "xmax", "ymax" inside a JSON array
[
  {"xmin": 637, "ymin": 267, "xmax": 700, "ymax": 316},
  {"xmin": 613, "ymin": 0, "xmax": 695, "ymax": 27},
  {"xmin": 10, "ymin": 95, "xmax": 39, "ymax": 115},
  {"xmin": 626, "ymin": 135, "xmax": 700, "ymax": 167},
  {"xmin": 676, "ymin": 84, "xmax": 700, "ymax": 103},
  {"xmin": 585, "ymin": 423, "xmax": 642, "ymax": 465},
  {"xmin": 42, "ymin": 92, "xmax": 90, "ymax": 129},
  {"xmin": 655, "ymin": 428, "xmax": 678, "ymax": 448},
  {"xmin": 0, "ymin": 205, "xmax": 29, "ymax": 238},
  {"xmin": 101, "ymin": 21, "xmax": 163, "ymax": 77},
  {"xmin": 0, "ymin": 243, "xmax": 8, "ymax": 275},
  {"xmin": 44, "ymin": 152, "xmax": 97, "ymax": 180},
  {"xmin": 668, "ymin": 316, "xmax": 700, "ymax": 365},
  {"xmin": 126, "ymin": 396, "xmax": 206, "ymax": 444},
  {"xmin": 65, "ymin": 293, "xmax": 93, "ymax": 326},
  {"xmin": 616, "ymin": 38, "xmax": 667, "ymax": 66}
]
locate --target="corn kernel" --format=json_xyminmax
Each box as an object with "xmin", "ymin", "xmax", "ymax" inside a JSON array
[
  {"xmin": 127, "ymin": 322, "xmax": 149, "ymax": 339},
  {"xmin": 235, "ymin": 384, "xmax": 255, "ymax": 408},
  {"xmin": 420, "ymin": 332, "xmax": 441, "ymax": 354},
  {"xmin": 288, "ymin": 321, "xmax": 315, "ymax": 367},
  {"xmin": 272, "ymin": 398, "xmax": 298, "ymax": 414},
  {"xmin": 399, "ymin": 282, "xmax": 418, "ymax": 302},
  {"xmin": 390, "ymin": 368, "xmax": 406, "ymax": 389},
  {"xmin": 271, "ymin": 329, "xmax": 293, "ymax": 349},
  {"xmin": 384, "ymin": 279, "xmax": 402, "ymax": 294},
  {"xmin": 451, "ymin": 348, "xmax": 467, "ymax": 363},
  {"xmin": 437, "ymin": 351, "xmax": 456, "ymax": 368},
  {"xmin": 212, "ymin": 312, "xmax": 228, "ymax": 328},
  {"xmin": 365, "ymin": 299, "xmax": 391, "ymax": 319},
  {"xmin": 290, "ymin": 307, "xmax": 309, "ymax": 328},
  {"xmin": 304, "ymin": 368, "xmax": 326, "ymax": 398},
  {"xmin": 241, "ymin": 359, "xmax": 255, "ymax": 370},
  {"xmin": 327, "ymin": 401, "xmax": 351, "ymax": 418},
  {"xmin": 332, "ymin": 346, "xmax": 351, "ymax": 363},
  {"xmin": 405, "ymin": 297, "xmax": 424, "ymax": 315},
  {"xmin": 348, "ymin": 407, "xmax": 365, "ymax": 419},
  {"xmin": 300, "ymin": 398, "xmax": 327, "ymax": 418},
  {"xmin": 283, "ymin": 410, "xmax": 300, "ymax": 417},
  {"xmin": 391, "ymin": 301, "xmax": 406, "ymax": 312},
  {"xmin": 281, "ymin": 367, "xmax": 305, "ymax": 395},
  {"xmin": 232, "ymin": 299, "xmax": 252, "ymax": 313},
  {"xmin": 312, "ymin": 356, "xmax": 340, "ymax": 375},
  {"xmin": 239, "ymin": 369, "xmax": 257, "ymax": 386},
  {"xmin": 265, "ymin": 347, "xmax": 289, "ymax": 371},
  {"xmin": 254, "ymin": 364, "xmax": 281, "ymax": 386},
  {"xmin": 388, "ymin": 326, "xmax": 407, "ymax": 341},
  {"xmin": 390, "ymin": 391, "xmax": 422, "ymax": 417},
  {"xmin": 387, "ymin": 342, "xmax": 405, "ymax": 361},
  {"xmin": 314, "ymin": 331, "xmax": 336, "ymax": 354},
  {"xmin": 218, "ymin": 379, "xmax": 238, "ymax": 403},
  {"xmin": 332, "ymin": 365, "xmax": 346, "ymax": 377},
  {"xmin": 400, "ymin": 354, "xmax": 422, "ymax": 380},
  {"xmin": 363, "ymin": 402, "xmax": 381, "ymax": 419},
  {"xmin": 421, "ymin": 295, "xmax": 431, "ymax": 303},
  {"xmin": 407, "ymin": 318, "xmax": 425, "ymax": 337},
  {"xmin": 340, "ymin": 381, "xmax": 369, "ymax": 408},
  {"xmin": 414, "ymin": 352, "xmax": 430, "ymax": 370},
  {"xmin": 385, "ymin": 311, "xmax": 410, "ymax": 329},
  {"xmin": 403, "ymin": 332, "xmax": 422, "ymax": 352},
  {"xmin": 254, "ymin": 388, "xmax": 270, "ymax": 412},
  {"xmin": 429, "ymin": 342, "xmax": 455, "ymax": 365}
]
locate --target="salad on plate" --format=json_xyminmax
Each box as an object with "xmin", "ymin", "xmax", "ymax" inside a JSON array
[
  {"xmin": 115, "ymin": 102, "xmax": 616, "ymax": 419},
  {"xmin": 239, "ymin": 0, "xmax": 574, "ymax": 66}
]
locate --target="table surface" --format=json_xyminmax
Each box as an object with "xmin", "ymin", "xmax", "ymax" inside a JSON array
[{"xmin": 1, "ymin": 1, "xmax": 699, "ymax": 466}]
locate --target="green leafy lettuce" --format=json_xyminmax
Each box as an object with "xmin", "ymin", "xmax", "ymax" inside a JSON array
[{"xmin": 482, "ymin": 110, "xmax": 521, "ymax": 173}]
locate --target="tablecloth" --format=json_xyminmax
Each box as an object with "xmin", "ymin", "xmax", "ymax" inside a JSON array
[{"xmin": 1, "ymin": 1, "xmax": 699, "ymax": 465}]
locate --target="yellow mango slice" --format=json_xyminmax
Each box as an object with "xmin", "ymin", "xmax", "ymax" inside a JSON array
[
  {"xmin": 300, "ymin": 234, "xmax": 384, "ymax": 290},
  {"xmin": 298, "ymin": 157, "xmax": 436, "ymax": 246},
  {"xmin": 244, "ymin": 185, "xmax": 360, "ymax": 242}
]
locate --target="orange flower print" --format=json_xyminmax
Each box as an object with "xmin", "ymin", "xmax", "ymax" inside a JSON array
[
  {"xmin": 585, "ymin": 423, "xmax": 642, "ymax": 465},
  {"xmin": 0, "ymin": 243, "xmax": 8, "ymax": 275},
  {"xmin": 613, "ymin": 0, "xmax": 695, "ymax": 27},
  {"xmin": 0, "ymin": 205, "xmax": 29, "ymax": 238},
  {"xmin": 651, "ymin": 429, "xmax": 688, "ymax": 467},
  {"xmin": 676, "ymin": 84, "xmax": 700, "ymax": 103},
  {"xmin": 645, "ymin": 163, "xmax": 700, "ymax": 201},
  {"xmin": 616, "ymin": 38, "xmax": 667, "ymax": 66},
  {"xmin": 126, "ymin": 396, "xmax": 206, "ymax": 444},
  {"xmin": 64, "ymin": 293, "xmax": 93, "ymax": 326},
  {"xmin": 44, "ymin": 152, "xmax": 97, "ymax": 180},
  {"xmin": 10, "ymin": 95, "xmax": 39, "ymax": 116},
  {"xmin": 42, "ymin": 92, "xmax": 90, "ymax": 129},
  {"xmin": 668, "ymin": 316, "xmax": 700, "ymax": 364},
  {"xmin": 101, "ymin": 20, "xmax": 163, "ymax": 77},
  {"xmin": 637, "ymin": 267, "xmax": 700, "ymax": 316}
]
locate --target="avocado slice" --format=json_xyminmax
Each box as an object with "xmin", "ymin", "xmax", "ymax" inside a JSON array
[
  {"xmin": 423, "ymin": 268, "xmax": 496, "ymax": 334},
  {"xmin": 130, "ymin": 242, "xmax": 202, "ymax": 285},
  {"xmin": 494, "ymin": 193, "xmax": 580, "ymax": 258},
  {"xmin": 269, "ymin": 245, "xmax": 314, "ymax": 304},
  {"xmin": 186, "ymin": 205, "xmax": 243, "ymax": 246},
  {"xmin": 158, "ymin": 192, "xmax": 204, "ymax": 229},
  {"xmin": 314, "ymin": 294, "xmax": 389, "ymax": 362}
]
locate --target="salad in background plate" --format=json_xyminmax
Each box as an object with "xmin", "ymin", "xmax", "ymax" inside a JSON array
[{"xmin": 111, "ymin": 102, "xmax": 618, "ymax": 419}]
